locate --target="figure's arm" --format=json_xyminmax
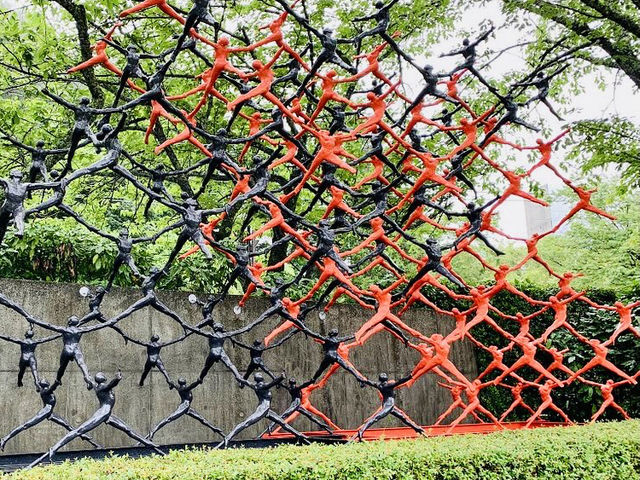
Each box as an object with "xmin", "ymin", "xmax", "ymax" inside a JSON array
[
  {"xmin": 266, "ymin": 329, "xmax": 298, "ymax": 349},
  {"xmin": 41, "ymin": 89, "xmax": 77, "ymax": 110},
  {"xmin": 73, "ymin": 214, "xmax": 119, "ymax": 242},
  {"xmin": 0, "ymin": 135, "xmax": 36, "ymax": 152},
  {"xmin": 35, "ymin": 333, "xmax": 62, "ymax": 344},
  {"xmin": 0, "ymin": 333, "xmax": 23, "ymax": 344}
]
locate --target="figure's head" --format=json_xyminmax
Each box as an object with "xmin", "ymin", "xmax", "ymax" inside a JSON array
[
  {"xmin": 318, "ymin": 219, "xmax": 330, "ymax": 229},
  {"xmin": 327, "ymin": 70, "xmax": 337, "ymax": 78},
  {"xmin": 94, "ymin": 372, "xmax": 107, "ymax": 383},
  {"xmin": 185, "ymin": 197, "xmax": 198, "ymax": 208},
  {"xmin": 212, "ymin": 322, "xmax": 224, "ymax": 332},
  {"xmin": 79, "ymin": 97, "xmax": 90, "ymax": 105},
  {"xmin": 156, "ymin": 163, "xmax": 165, "ymax": 171},
  {"xmin": 253, "ymin": 339, "xmax": 262, "ymax": 347},
  {"xmin": 366, "ymin": 92, "xmax": 375, "ymax": 100},
  {"xmin": 50, "ymin": 170, "xmax": 60, "ymax": 179},
  {"xmin": 378, "ymin": 372, "xmax": 388, "ymax": 382},
  {"xmin": 254, "ymin": 373, "xmax": 264, "ymax": 383},
  {"xmin": 100, "ymin": 124, "xmax": 113, "ymax": 135},
  {"xmin": 467, "ymin": 202, "xmax": 476, "ymax": 209},
  {"xmin": 375, "ymin": 1, "xmax": 384, "ymax": 7},
  {"xmin": 119, "ymin": 228, "xmax": 129, "ymax": 238},
  {"xmin": 36, "ymin": 140, "xmax": 45, "ymax": 148},
  {"xmin": 423, "ymin": 64, "xmax": 433, "ymax": 72},
  {"xmin": 178, "ymin": 377, "xmax": 187, "ymax": 386},
  {"xmin": 536, "ymin": 138, "xmax": 544, "ymax": 145},
  {"xmin": 9, "ymin": 169, "xmax": 23, "ymax": 180},
  {"xmin": 96, "ymin": 286, "xmax": 106, "ymax": 295},
  {"xmin": 462, "ymin": 38, "xmax": 470, "ymax": 46},
  {"xmin": 288, "ymin": 377, "xmax": 297, "ymax": 386},
  {"xmin": 322, "ymin": 27, "xmax": 333, "ymax": 36},
  {"xmin": 127, "ymin": 44, "xmax": 138, "ymax": 53},
  {"xmin": 68, "ymin": 315, "xmax": 80, "ymax": 326},
  {"xmin": 328, "ymin": 328, "xmax": 339, "ymax": 337},
  {"xmin": 216, "ymin": 127, "xmax": 228, "ymax": 136},
  {"xmin": 251, "ymin": 59, "xmax": 263, "ymax": 70},
  {"xmin": 537, "ymin": 72, "xmax": 544, "ymax": 79},
  {"xmin": 25, "ymin": 329, "xmax": 34, "ymax": 339},
  {"xmin": 151, "ymin": 333, "xmax": 160, "ymax": 342},
  {"xmin": 219, "ymin": 36, "xmax": 230, "ymax": 46},
  {"xmin": 39, "ymin": 379, "xmax": 50, "ymax": 390},
  {"xmin": 369, "ymin": 284, "xmax": 381, "ymax": 294},
  {"xmin": 614, "ymin": 301, "xmax": 624, "ymax": 308}
]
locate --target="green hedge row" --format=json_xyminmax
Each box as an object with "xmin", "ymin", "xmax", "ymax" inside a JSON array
[{"xmin": 7, "ymin": 421, "xmax": 640, "ymax": 480}]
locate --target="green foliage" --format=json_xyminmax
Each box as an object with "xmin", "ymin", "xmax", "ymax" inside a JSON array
[{"xmin": 7, "ymin": 421, "xmax": 640, "ymax": 479}]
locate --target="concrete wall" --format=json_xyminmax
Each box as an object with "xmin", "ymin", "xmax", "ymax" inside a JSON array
[{"xmin": 0, "ymin": 278, "xmax": 477, "ymax": 455}]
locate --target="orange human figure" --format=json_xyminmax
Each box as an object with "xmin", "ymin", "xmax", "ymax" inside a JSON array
[
  {"xmin": 308, "ymin": 71, "xmax": 359, "ymax": 123},
  {"xmin": 226, "ymin": 48, "xmax": 298, "ymax": 118},
  {"xmin": 436, "ymin": 70, "xmax": 472, "ymax": 112},
  {"xmin": 401, "ymin": 204, "xmax": 452, "ymax": 230},
  {"xmin": 458, "ymin": 286, "xmax": 512, "ymax": 336},
  {"xmin": 341, "ymin": 218, "xmax": 414, "ymax": 262},
  {"xmin": 532, "ymin": 347, "xmax": 575, "ymax": 384},
  {"xmin": 583, "ymin": 378, "xmax": 634, "ymax": 422},
  {"xmin": 513, "ymin": 233, "xmax": 561, "ymax": 278},
  {"xmin": 179, "ymin": 215, "xmax": 226, "ymax": 259},
  {"xmin": 397, "ymin": 275, "xmax": 459, "ymax": 316},
  {"xmin": 352, "ymin": 156, "xmax": 401, "ymax": 194},
  {"xmin": 68, "ymin": 23, "xmax": 125, "ymax": 76},
  {"xmin": 493, "ymin": 336, "xmax": 563, "ymax": 386},
  {"xmin": 396, "ymin": 154, "xmax": 460, "ymax": 209},
  {"xmin": 405, "ymin": 334, "xmax": 471, "ymax": 387},
  {"xmin": 167, "ymin": 68, "xmax": 218, "ymax": 101},
  {"xmin": 523, "ymin": 129, "xmax": 571, "ymax": 176},
  {"xmin": 263, "ymin": 298, "xmax": 303, "ymax": 347},
  {"xmin": 281, "ymin": 128, "xmax": 357, "ymax": 202},
  {"xmin": 321, "ymin": 186, "xmax": 362, "ymax": 219},
  {"xmin": 272, "ymin": 382, "xmax": 339, "ymax": 434},
  {"xmin": 288, "ymin": 97, "xmax": 313, "ymax": 124},
  {"xmin": 602, "ymin": 301, "xmax": 640, "ymax": 345},
  {"xmin": 293, "ymin": 255, "xmax": 364, "ymax": 306},
  {"xmin": 529, "ymin": 293, "xmax": 586, "ymax": 342},
  {"xmin": 498, "ymin": 382, "xmax": 536, "ymax": 421},
  {"xmin": 351, "ymin": 81, "xmax": 403, "ymax": 136},
  {"xmin": 434, "ymin": 382, "xmax": 483, "ymax": 425},
  {"xmin": 396, "ymin": 102, "xmax": 440, "ymax": 140},
  {"xmin": 552, "ymin": 185, "xmax": 616, "ymax": 232},
  {"xmin": 237, "ymin": 112, "xmax": 275, "ymax": 163},
  {"xmin": 120, "ymin": 0, "xmax": 186, "ymax": 24},
  {"xmin": 479, "ymin": 117, "xmax": 524, "ymax": 150},
  {"xmin": 567, "ymin": 339, "xmax": 638, "ymax": 384},
  {"xmin": 241, "ymin": 0, "xmax": 310, "ymax": 70},
  {"xmin": 268, "ymin": 140, "xmax": 308, "ymax": 173},
  {"xmin": 476, "ymin": 345, "xmax": 523, "ymax": 382},
  {"xmin": 352, "ymin": 279, "xmax": 425, "ymax": 345},
  {"xmin": 524, "ymin": 380, "xmax": 572, "ymax": 427},
  {"xmin": 154, "ymin": 110, "xmax": 211, "ymax": 157},
  {"xmin": 349, "ymin": 256, "xmax": 403, "ymax": 280},
  {"xmin": 237, "ymin": 262, "xmax": 268, "ymax": 308},
  {"xmin": 438, "ymin": 108, "xmax": 494, "ymax": 161},
  {"xmin": 145, "ymin": 100, "xmax": 180, "ymax": 144},
  {"xmin": 480, "ymin": 156, "xmax": 548, "ymax": 210},
  {"xmin": 189, "ymin": 36, "xmax": 249, "ymax": 116},
  {"xmin": 439, "ymin": 225, "xmax": 495, "ymax": 274},
  {"xmin": 243, "ymin": 200, "xmax": 311, "ymax": 248},
  {"xmin": 445, "ymin": 379, "xmax": 500, "ymax": 433}
]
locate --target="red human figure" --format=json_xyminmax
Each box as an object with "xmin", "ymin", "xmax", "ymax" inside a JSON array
[
  {"xmin": 237, "ymin": 112, "xmax": 276, "ymax": 163},
  {"xmin": 308, "ymin": 71, "xmax": 359, "ymax": 123},
  {"xmin": 350, "ymin": 256, "xmax": 403, "ymax": 280},
  {"xmin": 272, "ymin": 382, "xmax": 339, "ymax": 434},
  {"xmin": 167, "ymin": 68, "xmax": 219, "ymax": 101},
  {"xmin": 352, "ymin": 156, "xmax": 402, "ymax": 195},
  {"xmin": 268, "ymin": 140, "xmax": 308, "ymax": 173},
  {"xmin": 602, "ymin": 301, "xmax": 640, "ymax": 345},
  {"xmin": 397, "ymin": 275, "xmax": 459, "ymax": 317},
  {"xmin": 436, "ymin": 70, "xmax": 473, "ymax": 112},
  {"xmin": 476, "ymin": 345, "xmax": 524, "ymax": 382},
  {"xmin": 430, "ymin": 168, "xmax": 467, "ymax": 202},
  {"xmin": 293, "ymin": 255, "xmax": 364, "ymax": 306},
  {"xmin": 525, "ymin": 379, "xmax": 572, "ymax": 427},
  {"xmin": 242, "ymin": 0, "xmax": 310, "ymax": 70},
  {"xmin": 529, "ymin": 293, "xmax": 586, "ymax": 342},
  {"xmin": 67, "ymin": 23, "xmax": 129, "ymax": 78},
  {"xmin": 145, "ymin": 100, "xmax": 180, "ymax": 144},
  {"xmin": 460, "ymin": 286, "xmax": 512, "ymax": 337},
  {"xmin": 263, "ymin": 298, "xmax": 302, "ymax": 346},
  {"xmin": 353, "ymin": 279, "xmax": 425, "ymax": 345},
  {"xmin": 567, "ymin": 339, "xmax": 638, "ymax": 384},
  {"xmin": 397, "ymin": 102, "xmax": 440, "ymax": 139},
  {"xmin": 402, "ymin": 204, "xmax": 452, "ymax": 230},
  {"xmin": 493, "ymin": 336, "xmax": 563, "ymax": 386},
  {"xmin": 583, "ymin": 378, "xmax": 634, "ymax": 422},
  {"xmin": 243, "ymin": 200, "xmax": 311, "ymax": 248},
  {"xmin": 120, "ymin": 0, "xmax": 185, "ymax": 24},
  {"xmin": 154, "ymin": 110, "xmax": 211, "ymax": 157},
  {"xmin": 434, "ymin": 382, "xmax": 483, "ymax": 425},
  {"xmin": 288, "ymin": 97, "xmax": 313, "ymax": 124},
  {"xmin": 321, "ymin": 186, "xmax": 362, "ymax": 219},
  {"xmin": 438, "ymin": 108, "xmax": 494, "ymax": 161},
  {"xmin": 179, "ymin": 215, "xmax": 226, "ymax": 259},
  {"xmin": 555, "ymin": 272, "xmax": 605, "ymax": 309},
  {"xmin": 396, "ymin": 153, "xmax": 460, "ymax": 208},
  {"xmin": 406, "ymin": 334, "xmax": 471, "ymax": 388},
  {"xmin": 226, "ymin": 48, "xmax": 297, "ymax": 117},
  {"xmin": 237, "ymin": 262, "xmax": 268, "ymax": 308},
  {"xmin": 479, "ymin": 157, "xmax": 548, "ymax": 210},
  {"xmin": 351, "ymin": 81, "xmax": 403, "ymax": 136},
  {"xmin": 513, "ymin": 233, "xmax": 561, "ymax": 278},
  {"xmin": 480, "ymin": 117, "xmax": 524, "ymax": 150},
  {"xmin": 341, "ymin": 218, "xmax": 415, "ymax": 263},
  {"xmin": 281, "ymin": 128, "xmax": 357, "ymax": 202},
  {"xmin": 532, "ymin": 347, "xmax": 576, "ymax": 384},
  {"xmin": 523, "ymin": 129, "xmax": 571, "ymax": 176},
  {"xmin": 552, "ymin": 185, "xmax": 616, "ymax": 232},
  {"xmin": 263, "ymin": 238, "xmax": 312, "ymax": 273},
  {"xmin": 445, "ymin": 379, "xmax": 501, "ymax": 433},
  {"xmin": 479, "ymin": 209, "xmax": 521, "ymax": 241},
  {"xmin": 440, "ymin": 225, "xmax": 498, "ymax": 273},
  {"xmin": 490, "ymin": 265, "xmax": 541, "ymax": 303},
  {"xmin": 316, "ymin": 340, "xmax": 362, "ymax": 389},
  {"xmin": 189, "ymin": 36, "xmax": 249, "ymax": 116},
  {"xmin": 498, "ymin": 382, "xmax": 536, "ymax": 421}
]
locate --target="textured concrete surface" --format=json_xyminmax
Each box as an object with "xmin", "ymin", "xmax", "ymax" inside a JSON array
[{"xmin": 0, "ymin": 278, "xmax": 477, "ymax": 455}]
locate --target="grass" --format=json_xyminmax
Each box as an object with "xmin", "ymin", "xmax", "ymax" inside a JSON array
[{"xmin": 6, "ymin": 420, "xmax": 640, "ymax": 480}]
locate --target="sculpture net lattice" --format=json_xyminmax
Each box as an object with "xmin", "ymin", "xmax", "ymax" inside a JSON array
[{"xmin": 0, "ymin": 0, "xmax": 638, "ymax": 461}]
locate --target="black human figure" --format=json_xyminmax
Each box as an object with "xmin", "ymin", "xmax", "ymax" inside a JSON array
[
  {"xmin": 352, "ymin": 180, "xmax": 404, "ymax": 230},
  {"xmin": 77, "ymin": 286, "xmax": 127, "ymax": 340},
  {"xmin": 440, "ymin": 27, "xmax": 495, "ymax": 90},
  {"xmin": 479, "ymin": 96, "xmax": 539, "ymax": 148},
  {"xmin": 0, "ymin": 136, "xmax": 70, "ymax": 186},
  {"xmin": 172, "ymin": 0, "xmax": 220, "ymax": 57},
  {"xmin": 23, "ymin": 171, "xmax": 69, "ymax": 217},
  {"xmin": 71, "ymin": 218, "xmax": 153, "ymax": 290},
  {"xmin": 1, "ymin": 379, "xmax": 101, "ymax": 452},
  {"xmin": 233, "ymin": 333, "xmax": 296, "ymax": 384},
  {"xmin": 0, "ymin": 329, "xmax": 59, "ymax": 389},
  {"xmin": 300, "ymin": 163, "xmax": 363, "ymax": 215},
  {"xmin": 146, "ymin": 377, "xmax": 223, "ymax": 441},
  {"xmin": 514, "ymin": 66, "xmax": 568, "ymax": 121},
  {"xmin": 28, "ymin": 371, "xmax": 163, "ymax": 468},
  {"xmin": 186, "ymin": 321, "xmax": 265, "ymax": 384},
  {"xmin": 428, "ymin": 197, "xmax": 503, "ymax": 255},
  {"xmin": 125, "ymin": 333, "xmax": 186, "ymax": 386},
  {"xmin": 354, "ymin": 372, "xmax": 425, "ymax": 441},
  {"xmin": 305, "ymin": 328, "xmax": 368, "ymax": 385},
  {"xmin": 217, "ymin": 373, "xmax": 310, "ymax": 449},
  {"xmin": 444, "ymin": 150, "xmax": 476, "ymax": 195},
  {"xmin": 351, "ymin": 129, "xmax": 404, "ymax": 177},
  {"xmin": 400, "ymin": 236, "xmax": 466, "ymax": 293},
  {"xmin": 26, "ymin": 314, "xmax": 117, "ymax": 388},
  {"xmin": 351, "ymin": 0, "xmax": 400, "ymax": 45},
  {"xmin": 263, "ymin": 377, "xmax": 335, "ymax": 435},
  {"xmin": 103, "ymin": 43, "xmax": 155, "ymax": 108},
  {"xmin": 40, "ymin": 90, "xmax": 121, "ymax": 176},
  {"xmin": 327, "ymin": 105, "xmax": 359, "ymax": 134},
  {"xmin": 265, "ymin": 108, "xmax": 308, "ymax": 155},
  {"xmin": 209, "ymin": 243, "xmax": 271, "ymax": 301},
  {"xmin": 399, "ymin": 64, "xmax": 456, "ymax": 124},
  {"xmin": 0, "ymin": 169, "xmax": 58, "ymax": 243}
]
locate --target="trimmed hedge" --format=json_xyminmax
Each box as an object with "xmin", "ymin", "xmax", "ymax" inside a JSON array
[{"xmin": 6, "ymin": 420, "xmax": 640, "ymax": 480}]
